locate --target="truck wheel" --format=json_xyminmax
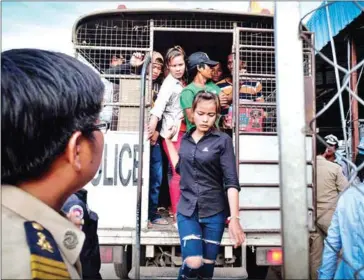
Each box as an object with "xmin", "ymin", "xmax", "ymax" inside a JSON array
[{"xmin": 114, "ymin": 246, "xmax": 131, "ymax": 279}]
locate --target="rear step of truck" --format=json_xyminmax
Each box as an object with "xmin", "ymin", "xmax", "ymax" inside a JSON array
[{"xmin": 128, "ymin": 266, "xmax": 248, "ymax": 279}]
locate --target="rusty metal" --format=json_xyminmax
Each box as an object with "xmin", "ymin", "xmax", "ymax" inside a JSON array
[{"xmin": 350, "ymin": 37, "xmax": 359, "ymax": 160}]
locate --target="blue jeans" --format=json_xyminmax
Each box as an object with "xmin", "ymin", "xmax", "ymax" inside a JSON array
[
  {"xmin": 177, "ymin": 210, "xmax": 226, "ymax": 280},
  {"xmin": 148, "ymin": 140, "xmax": 163, "ymax": 222}
]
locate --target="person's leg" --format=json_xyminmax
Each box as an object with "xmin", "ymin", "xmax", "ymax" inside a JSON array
[
  {"xmin": 198, "ymin": 211, "xmax": 226, "ymax": 279},
  {"xmin": 162, "ymin": 131, "xmax": 183, "ymax": 216},
  {"xmin": 309, "ymin": 232, "xmax": 324, "ymax": 280},
  {"xmin": 148, "ymin": 140, "xmax": 165, "ymax": 224},
  {"xmin": 177, "ymin": 211, "xmax": 204, "ymax": 280},
  {"xmin": 158, "ymin": 145, "xmax": 170, "ymax": 210}
]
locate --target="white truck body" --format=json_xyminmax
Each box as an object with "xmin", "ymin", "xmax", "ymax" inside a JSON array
[{"xmin": 73, "ymin": 8, "xmax": 316, "ymax": 279}]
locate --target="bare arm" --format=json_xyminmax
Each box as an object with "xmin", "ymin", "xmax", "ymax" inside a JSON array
[
  {"xmin": 148, "ymin": 115, "xmax": 159, "ymax": 139},
  {"xmin": 218, "ymin": 92, "xmax": 230, "ymax": 107},
  {"xmin": 227, "ymin": 187, "xmax": 245, "ymax": 248},
  {"xmin": 225, "ymin": 92, "xmax": 233, "ymax": 104},
  {"xmin": 184, "ymin": 108, "xmax": 194, "ymax": 125}
]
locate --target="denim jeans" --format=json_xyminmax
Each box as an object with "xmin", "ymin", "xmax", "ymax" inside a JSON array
[
  {"xmin": 177, "ymin": 209, "xmax": 226, "ymax": 280},
  {"xmin": 148, "ymin": 140, "xmax": 163, "ymax": 222}
]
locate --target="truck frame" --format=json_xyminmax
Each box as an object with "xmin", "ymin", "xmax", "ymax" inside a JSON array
[{"xmin": 72, "ymin": 8, "xmax": 316, "ymax": 279}]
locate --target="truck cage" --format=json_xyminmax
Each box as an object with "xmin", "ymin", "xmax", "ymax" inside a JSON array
[{"xmin": 72, "ymin": 8, "xmax": 316, "ymax": 279}]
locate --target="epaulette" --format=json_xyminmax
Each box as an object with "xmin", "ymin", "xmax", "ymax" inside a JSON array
[{"xmin": 24, "ymin": 221, "xmax": 71, "ymax": 280}]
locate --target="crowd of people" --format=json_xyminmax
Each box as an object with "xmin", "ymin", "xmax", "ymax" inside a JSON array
[
  {"xmin": 1, "ymin": 47, "xmax": 249, "ymax": 280},
  {"xmin": 110, "ymin": 46, "xmax": 364, "ymax": 279},
  {"xmin": 144, "ymin": 46, "xmax": 248, "ymax": 279},
  {"xmin": 2, "ymin": 46, "xmax": 363, "ymax": 280}
]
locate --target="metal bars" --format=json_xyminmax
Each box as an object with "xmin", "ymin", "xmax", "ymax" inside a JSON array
[
  {"xmin": 301, "ymin": 1, "xmax": 364, "ymax": 278},
  {"xmin": 75, "ymin": 17, "xmax": 152, "ymax": 132}
]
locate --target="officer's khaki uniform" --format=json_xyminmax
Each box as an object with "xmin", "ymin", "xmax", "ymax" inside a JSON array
[
  {"xmin": 310, "ymin": 156, "xmax": 348, "ymax": 279},
  {"xmin": 1, "ymin": 185, "xmax": 85, "ymax": 279}
]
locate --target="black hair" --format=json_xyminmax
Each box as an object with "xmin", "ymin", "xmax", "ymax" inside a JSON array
[
  {"xmin": 188, "ymin": 63, "xmax": 205, "ymax": 83},
  {"xmin": 1, "ymin": 48, "xmax": 105, "ymax": 185},
  {"xmin": 154, "ymin": 57, "xmax": 163, "ymax": 65},
  {"xmin": 317, "ymin": 138, "xmax": 328, "ymax": 155},
  {"xmin": 192, "ymin": 90, "xmax": 221, "ymax": 115},
  {"xmin": 355, "ymin": 153, "xmax": 364, "ymax": 182}
]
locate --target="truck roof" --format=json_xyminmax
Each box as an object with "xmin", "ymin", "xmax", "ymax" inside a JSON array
[{"xmin": 72, "ymin": 8, "xmax": 274, "ymax": 40}]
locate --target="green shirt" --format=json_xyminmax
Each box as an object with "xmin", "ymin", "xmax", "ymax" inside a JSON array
[{"xmin": 180, "ymin": 81, "xmax": 221, "ymax": 131}]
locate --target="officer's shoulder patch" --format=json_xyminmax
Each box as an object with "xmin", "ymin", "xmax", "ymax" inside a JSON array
[{"xmin": 24, "ymin": 221, "xmax": 71, "ymax": 279}]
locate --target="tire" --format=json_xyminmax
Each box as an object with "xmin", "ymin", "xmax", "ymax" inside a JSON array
[{"xmin": 114, "ymin": 247, "xmax": 131, "ymax": 279}]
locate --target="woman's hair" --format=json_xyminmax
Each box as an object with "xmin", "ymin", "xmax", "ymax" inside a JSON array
[
  {"xmin": 153, "ymin": 57, "xmax": 164, "ymax": 83},
  {"xmin": 192, "ymin": 90, "xmax": 221, "ymax": 115},
  {"xmin": 164, "ymin": 45, "xmax": 187, "ymax": 82},
  {"xmin": 165, "ymin": 45, "xmax": 186, "ymax": 65},
  {"xmin": 355, "ymin": 153, "xmax": 364, "ymax": 182}
]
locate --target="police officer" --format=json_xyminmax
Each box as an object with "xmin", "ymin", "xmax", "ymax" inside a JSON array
[
  {"xmin": 1, "ymin": 49, "xmax": 105, "ymax": 279},
  {"xmin": 63, "ymin": 189, "xmax": 102, "ymax": 279}
]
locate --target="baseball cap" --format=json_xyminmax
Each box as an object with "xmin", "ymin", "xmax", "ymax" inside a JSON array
[
  {"xmin": 187, "ymin": 52, "xmax": 218, "ymax": 70},
  {"xmin": 324, "ymin": 134, "xmax": 339, "ymax": 147}
]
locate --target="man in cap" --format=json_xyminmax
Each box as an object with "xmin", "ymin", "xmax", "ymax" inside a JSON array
[
  {"xmin": 309, "ymin": 139, "xmax": 348, "ymax": 279},
  {"xmin": 318, "ymin": 139, "xmax": 364, "ymax": 279},
  {"xmin": 180, "ymin": 51, "xmax": 228, "ymax": 131},
  {"xmin": 1, "ymin": 48, "xmax": 105, "ymax": 279},
  {"xmin": 324, "ymin": 134, "xmax": 349, "ymax": 178}
]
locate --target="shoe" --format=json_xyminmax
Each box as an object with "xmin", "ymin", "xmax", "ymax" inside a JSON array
[{"xmin": 151, "ymin": 217, "xmax": 169, "ymax": 225}]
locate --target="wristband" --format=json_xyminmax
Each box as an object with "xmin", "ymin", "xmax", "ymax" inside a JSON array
[{"xmin": 227, "ymin": 216, "xmax": 240, "ymax": 221}]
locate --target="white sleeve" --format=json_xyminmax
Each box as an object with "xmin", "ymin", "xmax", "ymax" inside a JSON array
[{"xmin": 150, "ymin": 79, "xmax": 172, "ymax": 120}]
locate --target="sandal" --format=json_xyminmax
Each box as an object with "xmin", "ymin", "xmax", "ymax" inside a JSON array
[{"xmin": 151, "ymin": 217, "xmax": 169, "ymax": 225}]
